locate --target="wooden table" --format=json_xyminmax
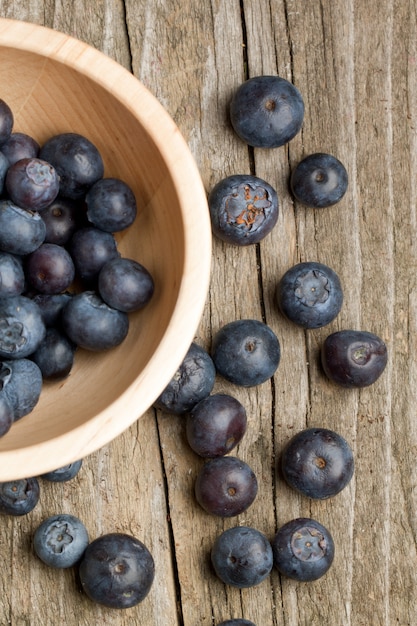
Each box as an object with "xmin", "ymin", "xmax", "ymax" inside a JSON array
[{"xmin": 0, "ymin": 1, "xmax": 416, "ymax": 625}]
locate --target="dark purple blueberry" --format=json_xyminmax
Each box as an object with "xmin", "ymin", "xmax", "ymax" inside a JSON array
[
  {"xmin": 31, "ymin": 292, "xmax": 74, "ymax": 328},
  {"xmin": 0, "ymin": 477, "xmax": 40, "ymax": 516},
  {"xmin": 0, "ymin": 99, "xmax": 13, "ymax": 146},
  {"xmin": 276, "ymin": 261, "xmax": 343, "ymax": 329},
  {"xmin": 69, "ymin": 227, "xmax": 119, "ymax": 286},
  {"xmin": 0, "ymin": 151, "xmax": 8, "ymax": 194},
  {"xmin": 39, "ymin": 133, "xmax": 104, "ymax": 200},
  {"xmin": 208, "ymin": 174, "xmax": 279, "ymax": 245},
  {"xmin": 98, "ymin": 257, "xmax": 154, "ymax": 313},
  {"xmin": 211, "ymin": 319, "xmax": 280, "ymax": 387},
  {"xmin": 0, "ymin": 200, "xmax": 46, "ymax": 255},
  {"xmin": 186, "ymin": 393, "xmax": 247, "ymax": 457},
  {"xmin": 30, "ymin": 327, "xmax": 77, "ymax": 379},
  {"xmin": 34, "ymin": 514, "xmax": 89, "ymax": 568},
  {"xmin": 195, "ymin": 456, "xmax": 258, "ymax": 517},
  {"xmin": 0, "ymin": 393, "xmax": 14, "ymax": 437},
  {"xmin": 281, "ymin": 427, "xmax": 354, "ymax": 499},
  {"xmin": 230, "ymin": 75, "xmax": 304, "ymax": 148},
  {"xmin": 5, "ymin": 157, "xmax": 60, "ymax": 212},
  {"xmin": 61, "ymin": 291, "xmax": 129, "ymax": 351},
  {"xmin": 0, "ymin": 358, "xmax": 43, "ymax": 420},
  {"xmin": 321, "ymin": 329, "xmax": 388, "ymax": 388},
  {"xmin": 272, "ymin": 517, "xmax": 335, "ymax": 581},
  {"xmin": 85, "ymin": 177, "xmax": 137, "ymax": 232},
  {"xmin": 0, "ymin": 295, "xmax": 46, "ymax": 359},
  {"xmin": 79, "ymin": 532, "xmax": 155, "ymax": 609},
  {"xmin": 218, "ymin": 621, "xmax": 256, "ymax": 626},
  {"xmin": 211, "ymin": 526, "xmax": 273, "ymax": 588},
  {"xmin": 154, "ymin": 342, "xmax": 216, "ymax": 415},
  {"xmin": 25, "ymin": 243, "xmax": 75, "ymax": 295},
  {"xmin": 0, "ymin": 252, "xmax": 25, "ymax": 297},
  {"xmin": 0, "ymin": 132, "xmax": 40, "ymax": 166},
  {"xmin": 41, "ymin": 197, "xmax": 82, "ymax": 245},
  {"xmin": 41, "ymin": 459, "xmax": 83, "ymax": 482},
  {"xmin": 290, "ymin": 153, "xmax": 348, "ymax": 208}
]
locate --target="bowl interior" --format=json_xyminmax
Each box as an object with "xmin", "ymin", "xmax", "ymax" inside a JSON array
[{"xmin": 0, "ymin": 20, "xmax": 211, "ymax": 479}]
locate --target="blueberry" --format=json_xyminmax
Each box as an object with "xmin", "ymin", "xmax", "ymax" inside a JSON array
[
  {"xmin": 0, "ymin": 358, "xmax": 43, "ymax": 420},
  {"xmin": 195, "ymin": 456, "xmax": 258, "ymax": 517},
  {"xmin": 41, "ymin": 197, "xmax": 82, "ymax": 245},
  {"xmin": 26, "ymin": 243, "xmax": 75, "ymax": 295},
  {"xmin": 69, "ymin": 226, "xmax": 120, "ymax": 286},
  {"xmin": 290, "ymin": 153, "xmax": 348, "ymax": 208},
  {"xmin": 0, "ymin": 295, "xmax": 46, "ymax": 359},
  {"xmin": 61, "ymin": 291, "xmax": 129, "ymax": 352},
  {"xmin": 39, "ymin": 133, "xmax": 104, "ymax": 200},
  {"xmin": 0, "ymin": 131, "xmax": 40, "ymax": 166},
  {"xmin": 0, "ymin": 393, "xmax": 14, "ymax": 437},
  {"xmin": 0, "ymin": 200, "xmax": 46, "ymax": 256},
  {"xmin": 5, "ymin": 157, "xmax": 60, "ymax": 212},
  {"xmin": 0, "ymin": 99, "xmax": 14, "ymax": 146},
  {"xmin": 321, "ymin": 329, "xmax": 388, "ymax": 388},
  {"xmin": 85, "ymin": 177, "xmax": 137, "ymax": 232},
  {"xmin": 276, "ymin": 261, "xmax": 343, "ymax": 329},
  {"xmin": 0, "ymin": 477, "xmax": 40, "ymax": 516},
  {"xmin": 30, "ymin": 327, "xmax": 77, "ymax": 379},
  {"xmin": 33, "ymin": 514, "xmax": 89, "ymax": 568},
  {"xmin": 98, "ymin": 257, "xmax": 154, "ymax": 313},
  {"xmin": 230, "ymin": 75, "xmax": 304, "ymax": 148},
  {"xmin": 79, "ymin": 532, "xmax": 155, "ymax": 609},
  {"xmin": 217, "ymin": 621, "xmax": 256, "ymax": 626},
  {"xmin": 208, "ymin": 174, "xmax": 279, "ymax": 245},
  {"xmin": 186, "ymin": 393, "xmax": 247, "ymax": 457},
  {"xmin": 154, "ymin": 342, "xmax": 216, "ymax": 414},
  {"xmin": 281, "ymin": 427, "xmax": 354, "ymax": 499},
  {"xmin": 41, "ymin": 459, "xmax": 83, "ymax": 482},
  {"xmin": 272, "ymin": 517, "xmax": 335, "ymax": 581},
  {"xmin": 211, "ymin": 526, "xmax": 273, "ymax": 588},
  {"xmin": 0, "ymin": 252, "xmax": 25, "ymax": 297},
  {"xmin": 211, "ymin": 319, "xmax": 280, "ymax": 387}
]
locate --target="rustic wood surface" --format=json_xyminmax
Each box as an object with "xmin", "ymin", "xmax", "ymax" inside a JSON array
[{"xmin": 0, "ymin": 1, "xmax": 416, "ymax": 625}]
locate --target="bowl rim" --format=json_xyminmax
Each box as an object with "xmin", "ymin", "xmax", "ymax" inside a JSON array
[{"xmin": 0, "ymin": 18, "xmax": 212, "ymax": 479}]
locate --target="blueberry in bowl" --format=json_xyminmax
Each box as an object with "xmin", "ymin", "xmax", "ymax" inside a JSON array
[
  {"xmin": 275, "ymin": 261, "xmax": 343, "ymax": 329},
  {"xmin": 230, "ymin": 75, "xmax": 304, "ymax": 148},
  {"xmin": 208, "ymin": 174, "xmax": 279, "ymax": 245},
  {"xmin": 290, "ymin": 152, "xmax": 348, "ymax": 208}
]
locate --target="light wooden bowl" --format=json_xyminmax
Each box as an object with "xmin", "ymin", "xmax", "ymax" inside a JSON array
[{"xmin": 0, "ymin": 19, "xmax": 211, "ymax": 480}]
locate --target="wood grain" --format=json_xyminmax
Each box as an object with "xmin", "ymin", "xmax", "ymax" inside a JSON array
[{"xmin": 0, "ymin": 0, "xmax": 416, "ymax": 624}]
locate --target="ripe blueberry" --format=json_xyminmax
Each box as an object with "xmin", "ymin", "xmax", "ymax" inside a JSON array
[
  {"xmin": 34, "ymin": 514, "xmax": 89, "ymax": 568},
  {"xmin": 290, "ymin": 153, "xmax": 348, "ymax": 208},
  {"xmin": 0, "ymin": 477, "xmax": 40, "ymax": 516}
]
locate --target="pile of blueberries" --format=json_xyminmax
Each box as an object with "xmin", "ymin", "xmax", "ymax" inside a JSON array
[
  {"xmin": 0, "ymin": 74, "xmax": 389, "ymax": 623},
  {"xmin": 154, "ymin": 75, "xmax": 388, "ymax": 625}
]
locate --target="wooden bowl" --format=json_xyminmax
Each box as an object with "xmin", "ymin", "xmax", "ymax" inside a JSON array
[{"xmin": 0, "ymin": 19, "xmax": 211, "ymax": 480}]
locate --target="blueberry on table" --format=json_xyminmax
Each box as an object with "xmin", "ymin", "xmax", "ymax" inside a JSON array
[
  {"xmin": 0, "ymin": 131, "xmax": 40, "ymax": 166},
  {"xmin": 0, "ymin": 252, "xmax": 25, "ymax": 297},
  {"xmin": 1, "ymin": 358, "xmax": 43, "ymax": 420},
  {"xmin": 230, "ymin": 75, "xmax": 304, "ymax": 148},
  {"xmin": 211, "ymin": 525, "xmax": 273, "ymax": 588},
  {"xmin": 281, "ymin": 427, "xmax": 354, "ymax": 499},
  {"xmin": 79, "ymin": 532, "xmax": 155, "ymax": 609},
  {"xmin": 211, "ymin": 319, "xmax": 280, "ymax": 387},
  {"xmin": 218, "ymin": 621, "xmax": 256, "ymax": 626},
  {"xmin": 290, "ymin": 152, "xmax": 348, "ymax": 208},
  {"xmin": 41, "ymin": 459, "xmax": 83, "ymax": 482},
  {"xmin": 98, "ymin": 257, "xmax": 154, "ymax": 313},
  {"xmin": 272, "ymin": 517, "xmax": 335, "ymax": 582},
  {"xmin": 61, "ymin": 291, "xmax": 129, "ymax": 352},
  {"xmin": 186, "ymin": 393, "xmax": 247, "ymax": 457},
  {"xmin": 30, "ymin": 327, "xmax": 77, "ymax": 380},
  {"xmin": 154, "ymin": 342, "xmax": 216, "ymax": 414},
  {"xmin": 26, "ymin": 243, "xmax": 75, "ymax": 295},
  {"xmin": 0, "ymin": 99, "xmax": 14, "ymax": 146},
  {"xmin": 276, "ymin": 261, "xmax": 343, "ymax": 329},
  {"xmin": 0, "ymin": 200, "xmax": 46, "ymax": 256},
  {"xmin": 208, "ymin": 174, "xmax": 279, "ymax": 245},
  {"xmin": 86, "ymin": 177, "xmax": 137, "ymax": 232},
  {"xmin": 34, "ymin": 514, "xmax": 89, "ymax": 568},
  {"xmin": 195, "ymin": 456, "xmax": 258, "ymax": 517},
  {"xmin": 39, "ymin": 132, "xmax": 104, "ymax": 200},
  {"xmin": 321, "ymin": 329, "xmax": 388, "ymax": 388},
  {"xmin": 0, "ymin": 295, "xmax": 46, "ymax": 359},
  {"xmin": 5, "ymin": 157, "xmax": 60, "ymax": 212},
  {"xmin": 0, "ymin": 477, "xmax": 40, "ymax": 516}
]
